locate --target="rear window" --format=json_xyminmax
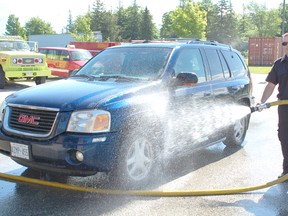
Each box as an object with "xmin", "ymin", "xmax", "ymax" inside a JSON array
[{"xmin": 222, "ymin": 50, "xmax": 246, "ymax": 77}]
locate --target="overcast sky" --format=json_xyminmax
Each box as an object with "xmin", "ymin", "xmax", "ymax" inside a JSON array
[{"xmin": 0, "ymin": 0, "xmax": 282, "ymax": 35}]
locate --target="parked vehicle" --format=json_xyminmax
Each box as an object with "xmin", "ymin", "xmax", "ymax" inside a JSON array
[
  {"xmin": 0, "ymin": 36, "xmax": 51, "ymax": 89},
  {"xmin": 39, "ymin": 46, "xmax": 92, "ymax": 77},
  {"xmin": 0, "ymin": 41, "xmax": 253, "ymax": 189},
  {"xmin": 69, "ymin": 41, "xmax": 121, "ymax": 56}
]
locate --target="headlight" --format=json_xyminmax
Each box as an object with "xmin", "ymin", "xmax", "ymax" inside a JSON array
[
  {"xmin": 67, "ymin": 109, "xmax": 111, "ymax": 133},
  {"xmin": 0, "ymin": 100, "xmax": 7, "ymax": 123}
]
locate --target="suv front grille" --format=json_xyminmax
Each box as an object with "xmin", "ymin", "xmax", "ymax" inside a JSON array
[{"xmin": 4, "ymin": 104, "xmax": 59, "ymax": 138}]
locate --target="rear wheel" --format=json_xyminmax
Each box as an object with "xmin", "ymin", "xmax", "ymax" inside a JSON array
[
  {"xmin": 35, "ymin": 76, "xmax": 46, "ymax": 85},
  {"xmin": 0, "ymin": 67, "xmax": 5, "ymax": 89},
  {"xmin": 223, "ymin": 115, "xmax": 249, "ymax": 147}
]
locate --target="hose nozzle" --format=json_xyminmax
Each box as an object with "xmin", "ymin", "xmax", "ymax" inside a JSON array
[{"xmin": 250, "ymin": 103, "xmax": 271, "ymax": 113}]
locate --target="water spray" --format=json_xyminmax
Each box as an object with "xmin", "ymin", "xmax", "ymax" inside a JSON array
[
  {"xmin": 250, "ymin": 100, "xmax": 288, "ymax": 113},
  {"xmin": 1, "ymin": 100, "xmax": 288, "ymax": 197}
]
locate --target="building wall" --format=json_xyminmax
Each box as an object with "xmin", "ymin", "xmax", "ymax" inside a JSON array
[
  {"xmin": 29, "ymin": 32, "xmax": 103, "ymax": 48},
  {"xmin": 28, "ymin": 34, "xmax": 75, "ymax": 47}
]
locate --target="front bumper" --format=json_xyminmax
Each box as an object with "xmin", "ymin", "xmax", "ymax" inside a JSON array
[{"xmin": 0, "ymin": 130, "xmax": 121, "ymax": 176}]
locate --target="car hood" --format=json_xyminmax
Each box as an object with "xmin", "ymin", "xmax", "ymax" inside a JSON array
[
  {"xmin": 0, "ymin": 51, "xmax": 44, "ymax": 57},
  {"xmin": 5, "ymin": 78, "xmax": 162, "ymax": 111}
]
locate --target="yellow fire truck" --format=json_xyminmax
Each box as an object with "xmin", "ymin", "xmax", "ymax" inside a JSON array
[{"xmin": 0, "ymin": 36, "xmax": 51, "ymax": 89}]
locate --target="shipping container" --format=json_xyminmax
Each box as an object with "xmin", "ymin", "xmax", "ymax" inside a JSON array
[{"xmin": 248, "ymin": 37, "xmax": 284, "ymax": 66}]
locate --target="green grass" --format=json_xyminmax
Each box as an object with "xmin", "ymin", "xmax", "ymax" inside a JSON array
[{"xmin": 248, "ymin": 66, "xmax": 271, "ymax": 74}]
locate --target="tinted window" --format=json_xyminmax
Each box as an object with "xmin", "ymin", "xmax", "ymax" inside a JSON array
[
  {"xmin": 204, "ymin": 49, "xmax": 225, "ymax": 80},
  {"xmin": 219, "ymin": 52, "xmax": 230, "ymax": 78},
  {"xmin": 174, "ymin": 48, "xmax": 206, "ymax": 83},
  {"xmin": 222, "ymin": 50, "xmax": 246, "ymax": 77}
]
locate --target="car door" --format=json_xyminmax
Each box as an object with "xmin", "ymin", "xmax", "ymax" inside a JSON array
[
  {"xmin": 203, "ymin": 48, "xmax": 238, "ymax": 140},
  {"xmin": 168, "ymin": 47, "xmax": 214, "ymax": 148}
]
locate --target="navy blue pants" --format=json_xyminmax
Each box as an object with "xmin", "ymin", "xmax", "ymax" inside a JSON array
[{"xmin": 278, "ymin": 105, "xmax": 288, "ymax": 174}]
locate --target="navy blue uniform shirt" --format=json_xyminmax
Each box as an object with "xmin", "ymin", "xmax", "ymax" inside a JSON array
[{"xmin": 266, "ymin": 55, "xmax": 288, "ymax": 100}]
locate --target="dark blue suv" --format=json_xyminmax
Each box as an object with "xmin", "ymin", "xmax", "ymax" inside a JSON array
[{"xmin": 0, "ymin": 41, "xmax": 253, "ymax": 188}]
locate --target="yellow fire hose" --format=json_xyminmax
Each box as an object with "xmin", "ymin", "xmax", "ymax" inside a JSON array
[
  {"xmin": 0, "ymin": 100, "xmax": 288, "ymax": 197},
  {"xmin": 0, "ymin": 172, "xmax": 288, "ymax": 197}
]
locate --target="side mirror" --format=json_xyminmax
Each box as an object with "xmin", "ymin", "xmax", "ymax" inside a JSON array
[
  {"xmin": 63, "ymin": 57, "xmax": 70, "ymax": 61},
  {"xmin": 174, "ymin": 72, "xmax": 198, "ymax": 86}
]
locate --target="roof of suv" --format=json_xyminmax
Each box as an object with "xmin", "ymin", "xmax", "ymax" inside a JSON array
[{"xmin": 112, "ymin": 40, "xmax": 235, "ymax": 52}]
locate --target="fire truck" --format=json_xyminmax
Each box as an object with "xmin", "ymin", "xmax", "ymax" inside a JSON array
[
  {"xmin": 69, "ymin": 41, "xmax": 121, "ymax": 56},
  {"xmin": 0, "ymin": 36, "xmax": 51, "ymax": 89}
]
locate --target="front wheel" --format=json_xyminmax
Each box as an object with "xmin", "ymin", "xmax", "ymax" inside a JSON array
[
  {"xmin": 35, "ymin": 76, "xmax": 46, "ymax": 85},
  {"xmin": 108, "ymin": 128, "xmax": 161, "ymax": 189},
  {"xmin": 223, "ymin": 115, "xmax": 249, "ymax": 147}
]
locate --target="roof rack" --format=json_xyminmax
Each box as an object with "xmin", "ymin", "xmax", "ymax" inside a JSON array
[{"xmin": 187, "ymin": 39, "xmax": 232, "ymax": 49}]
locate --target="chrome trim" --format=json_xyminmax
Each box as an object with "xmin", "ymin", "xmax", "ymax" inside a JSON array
[
  {"xmin": 3, "ymin": 104, "xmax": 59, "ymax": 138},
  {"xmin": 8, "ymin": 103, "xmax": 60, "ymax": 112}
]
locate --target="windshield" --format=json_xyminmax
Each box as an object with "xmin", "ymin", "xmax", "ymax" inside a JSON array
[
  {"xmin": 77, "ymin": 47, "xmax": 172, "ymax": 81},
  {"xmin": 70, "ymin": 50, "xmax": 92, "ymax": 61},
  {"xmin": 0, "ymin": 40, "xmax": 32, "ymax": 51}
]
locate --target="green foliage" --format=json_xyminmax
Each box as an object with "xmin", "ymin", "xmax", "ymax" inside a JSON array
[
  {"xmin": 140, "ymin": 7, "xmax": 154, "ymax": 40},
  {"xmin": 66, "ymin": 10, "xmax": 74, "ymax": 33},
  {"xmin": 170, "ymin": 2, "xmax": 207, "ymax": 39},
  {"xmin": 4, "ymin": 0, "xmax": 286, "ymax": 45},
  {"xmin": 5, "ymin": 14, "xmax": 27, "ymax": 39},
  {"xmin": 160, "ymin": 12, "xmax": 178, "ymax": 38},
  {"xmin": 25, "ymin": 17, "xmax": 56, "ymax": 36},
  {"xmin": 247, "ymin": 3, "xmax": 282, "ymax": 37},
  {"xmin": 249, "ymin": 66, "xmax": 271, "ymax": 74},
  {"xmin": 71, "ymin": 15, "xmax": 98, "ymax": 42}
]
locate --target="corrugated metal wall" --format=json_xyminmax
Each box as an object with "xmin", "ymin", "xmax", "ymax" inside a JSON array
[
  {"xmin": 248, "ymin": 37, "xmax": 284, "ymax": 66},
  {"xmin": 29, "ymin": 34, "xmax": 75, "ymax": 47}
]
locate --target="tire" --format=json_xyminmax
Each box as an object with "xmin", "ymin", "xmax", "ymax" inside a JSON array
[
  {"xmin": 0, "ymin": 67, "xmax": 5, "ymax": 89},
  {"xmin": 223, "ymin": 114, "xmax": 249, "ymax": 147},
  {"xmin": 35, "ymin": 76, "xmax": 46, "ymax": 85},
  {"xmin": 108, "ymin": 127, "xmax": 162, "ymax": 189}
]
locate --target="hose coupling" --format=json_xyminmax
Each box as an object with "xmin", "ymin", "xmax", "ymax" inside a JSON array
[{"xmin": 250, "ymin": 103, "xmax": 271, "ymax": 113}]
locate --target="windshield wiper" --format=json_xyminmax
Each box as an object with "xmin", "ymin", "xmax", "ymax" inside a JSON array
[
  {"xmin": 71, "ymin": 74, "xmax": 90, "ymax": 78},
  {"xmin": 99, "ymin": 75, "xmax": 143, "ymax": 81},
  {"xmin": 71, "ymin": 74, "xmax": 98, "ymax": 80}
]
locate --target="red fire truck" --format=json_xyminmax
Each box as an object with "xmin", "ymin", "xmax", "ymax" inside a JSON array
[{"xmin": 69, "ymin": 42, "xmax": 121, "ymax": 56}]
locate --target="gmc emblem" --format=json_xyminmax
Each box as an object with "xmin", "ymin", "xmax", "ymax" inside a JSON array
[{"xmin": 18, "ymin": 114, "xmax": 40, "ymax": 125}]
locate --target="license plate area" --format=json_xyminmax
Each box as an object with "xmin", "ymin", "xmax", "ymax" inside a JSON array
[
  {"xmin": 10, "ymin": 142, "xmax": 30, "ymax": 160},
  {"xmin": 26, "ymin": 71, "xmax": 33, "ymax": 76}
]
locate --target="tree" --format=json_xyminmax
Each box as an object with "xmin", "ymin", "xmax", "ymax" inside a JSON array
[
  {"xmin": 90, "ymin": 0, "xmax": 105, "ymax": 32},
  {"xmin": 71, "ymin": 14, "xmax": 97, "ymax": 41},
  {"xmin": 247, "ymin": 2, "xmax": 281, "ymax": 37},
  {"xmin": 116, "ymin": 5, "xmax": 128, "ymax": 41},
  {"xmin": 199, "ymin": 0, "xmax": 218, "ymax": 41},
  {"xmin": 209, "ymin": 0, "xmax": 238, "ymax": 44},
  {"xmin": 5, "ymin": 14, "xmax": 26, "ymax": 39},
  {"xmin": 100, "ymin": 11, "xmax": 120, "ymax": 41},
  {"xmin": 66, "ymin": 10, "xmax": 74, "ymax": 33},
  {"xmin": 160, "ymin": 12, "xmax": 178, "ymax": 38},
  {"xmin": 25, "ymin": 17, "xmax": 56, "ymax": 36},
  {"xmin": 140, "ymin": 7, "xmax": 156, "ymax": 40},
  {"xmin": 123, "ymin": 1, "xmax": 142, "ymax": 40},
  {"xmin": 237, "ymin": 4, "xmax": 251, "ymax": 39},
  {"xmin": 170, "ymin": 1, "xmax": 207, "ymax": 39}
]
